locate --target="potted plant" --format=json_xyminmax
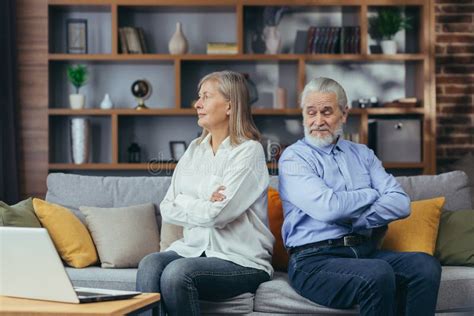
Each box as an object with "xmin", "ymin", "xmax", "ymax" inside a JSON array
[
  {"xmin": 262, "ymin": 6, "xmax": 289, "ymax": 54},
  {"xmin": 67, "ymin": 64, "xmax": 88, "ymax": 109},
  {"xmin": 369, "ymin": 7, "xmax": 412, "ymax": 54}
]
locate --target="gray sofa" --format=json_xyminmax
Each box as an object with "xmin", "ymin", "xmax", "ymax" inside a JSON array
[{"xmin": 45, "ymin": 171, "xmax": 474, "ymax": 315}]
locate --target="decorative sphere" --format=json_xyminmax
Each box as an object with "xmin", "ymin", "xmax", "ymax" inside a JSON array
[{"xmin": 131, "ymin": 80, "xmax": 150, "ymax": 98}]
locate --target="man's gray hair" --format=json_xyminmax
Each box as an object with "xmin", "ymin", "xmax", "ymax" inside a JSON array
[{"xmin": 300, "ymin": 77, "xmax": 348, "ymax": 112}]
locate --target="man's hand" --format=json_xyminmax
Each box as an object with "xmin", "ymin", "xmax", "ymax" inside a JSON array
[{"xmin": 210, "ymin": 185, "xmax": 226, "ymax": 202}]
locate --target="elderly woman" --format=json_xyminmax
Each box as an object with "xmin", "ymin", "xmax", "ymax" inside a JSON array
[{"xmin": 136, "ymin": 71, "xmax": 274, "ymax": 316}]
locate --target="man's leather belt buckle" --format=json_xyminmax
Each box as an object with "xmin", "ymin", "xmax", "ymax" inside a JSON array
[{"xmin": 343, "ymin": 235, "xmax": 362, "ymax": 247}]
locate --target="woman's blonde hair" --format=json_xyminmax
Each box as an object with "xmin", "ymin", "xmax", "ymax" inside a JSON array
[{"xmin": 197, "ymin": 71, "xmax": 261, "ymax": 146}]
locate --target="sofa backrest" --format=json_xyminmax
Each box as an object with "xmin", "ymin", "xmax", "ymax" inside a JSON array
[
  {"xmin": 46, "ymin": 170, "xmax": 472, "ymax": 226},
  {"xmin": 269, "ymin": 170, "xmax": 472, "ymax": 211},
  {"xmin": 46, "ymin": 173, "xmax": 171, "ymax": 228}
]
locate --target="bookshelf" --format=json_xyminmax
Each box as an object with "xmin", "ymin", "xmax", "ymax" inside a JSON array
[{"xmin": 47, "ymin": 0, "xmax": 435, "ymax": 175}]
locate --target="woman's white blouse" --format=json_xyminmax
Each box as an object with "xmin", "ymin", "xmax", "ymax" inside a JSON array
[{"xmin": 160, "ymin": 134, "xmax": 274, "ymax": 276}]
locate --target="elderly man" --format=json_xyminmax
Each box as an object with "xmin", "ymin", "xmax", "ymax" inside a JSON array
[{"xmin": 278, "ymin": 77, "xmax": 441, "ymax": 316}]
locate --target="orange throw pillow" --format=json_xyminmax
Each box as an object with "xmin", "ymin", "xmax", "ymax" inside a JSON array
[
  {"xmin": 382, "ymin": 197, "xmax": 445, "ymax": 255},
  {"xmin": 268, "ymin": 188, "xmax": 289, "ymax": 271}
]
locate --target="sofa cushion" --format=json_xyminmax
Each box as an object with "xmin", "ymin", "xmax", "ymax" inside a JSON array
[
  {"xmin": 254, "ymin": 267, "xmax": 474, "ymax": 313},
  {"xmin": 436, "ymin": 266, "xmax": 474, "ymax": 312},
  {"xmin": 0, "ymin": 198, "xmax": 41, "ymax": 228},
  {"xmin": 65, "ymin": 267, "xmax": 254, "ymax": 314},
  {"xmin": 254, "ymin": 272, "xmax": 358, "ymax": 314},
  {"xmin": 396, "ymin": 171, "xmax": 472, "ymax": 211},
  {"xmin": 46, "ymin": 173, "xmax": 171, "ymax": 231},
  {"xmin": 33, "ymin": 198, "xmax": 98, "ymax": 268},
  {"xmin": 160, "ymin": 221, "xmax": 183, "ymax": 251},
  {"xmin": 267, "ymin": 188, "xmax": 289, "ymax": 271},
  {"xmin": 382, "ymin": 197, "xmax": 445, "ymax": 255},
  {"xmin": 435, "ymin": 209, "xmax": 474, "ymax": 266},
  {"xmin": 80, "ymin": 203, "xmax": 160, "ymax": 268}
]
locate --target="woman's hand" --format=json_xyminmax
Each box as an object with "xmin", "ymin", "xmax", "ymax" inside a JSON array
[{"xmin": 210, "ymin": 185, "xmax": 226, "ymax": 202}]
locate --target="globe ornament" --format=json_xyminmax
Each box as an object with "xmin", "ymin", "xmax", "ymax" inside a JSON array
[{"xmin": 131, "ymin": 79, "xmax": 152, "ymax": 110}]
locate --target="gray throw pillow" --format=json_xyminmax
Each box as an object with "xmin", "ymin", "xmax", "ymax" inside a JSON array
[
  {"xmin": 160, "ymin": 221, "xmax": 183, "ymax": 251},
  {"xmin": 79, "ymin": 203, "xmax": 160, "ymax": 268}
]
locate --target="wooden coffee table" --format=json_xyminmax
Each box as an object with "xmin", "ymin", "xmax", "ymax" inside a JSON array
[{"xmin": 0, "ymin": 293, "xmax": 160, "ymax": 315}]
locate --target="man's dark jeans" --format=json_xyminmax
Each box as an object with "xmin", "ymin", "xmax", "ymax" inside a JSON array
[{"xmin": 288, "ymin": 240, "xmax": 441, "ymax": 316}]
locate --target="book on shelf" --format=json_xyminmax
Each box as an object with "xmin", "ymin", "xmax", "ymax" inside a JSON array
[
  {"xmin": 206, "ymin": 42, "xmax": 238, "ymax": 55},
  {"xmin": 305, "ymin": 26, "xmax": 360, "ymax": 54},
  {"xmin": 119, "ymin": 27, "xmax": 147, "ymax": 54},
  {"xmin": 293, "ymin": 30, "xmax": 308, "ymax": 54}
]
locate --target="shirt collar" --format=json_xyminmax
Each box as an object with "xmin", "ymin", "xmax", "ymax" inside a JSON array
[
  {"xmin": 303, "ymin": 136, "xmax": 345, "ymax": 155},
  {"xmin": 201, "ymin": 133, "xmax": 231, "ymax": 150}
]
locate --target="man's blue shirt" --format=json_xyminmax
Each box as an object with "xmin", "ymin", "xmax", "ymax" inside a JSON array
[{"xmin": 278, "ymin": 136, "xmax": 410, "ymax": 248}]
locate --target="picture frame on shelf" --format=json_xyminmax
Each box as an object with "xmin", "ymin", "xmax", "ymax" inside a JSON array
[
  {"xmin": 66, "ymin": 19, "xmax": 88, "ymax": 54},
  {"xmin": 169, "ymin": 141, "xmax": 187, "ymax": 161}
]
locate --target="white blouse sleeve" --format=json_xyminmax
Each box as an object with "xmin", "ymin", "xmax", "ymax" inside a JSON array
[{"xmin": 160, "ymin": 141, "xmax": 269, "ymax": 229}]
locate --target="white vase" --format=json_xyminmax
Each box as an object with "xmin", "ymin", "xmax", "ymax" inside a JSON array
[
  {"xmin": 381, "ymin": 40, "xmax": 397, "ymax": 54},
  {"xmin": 274, "ymin": 87, "xmax": 287, "ymax": 109},
  {"xmin": 100, "ymin": 93, "xmax": 113, "ymax": 109},
  {"xmin": 69, "ymin": 94, "xmax": 85, "ymax": 109},
  {"xmin": 70, "ymin": 118, "xmax": 90, "ymax": 164},
  {"xmin": 168, "ymin": 22, "xmax": 188, "ymax": 55},
  {"xmin": 263, "ymin": 26, "xmax": 281, "ymax": 54}
]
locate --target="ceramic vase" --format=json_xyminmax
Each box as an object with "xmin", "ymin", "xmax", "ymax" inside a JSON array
[
  {"xmin": 100, "ymin": 93, "xmax": 113, "ymax": 109},
  {"xmin": 168, "ymin": 22, "xmax": 188, "ymax": 55},
  {"xmin": 70, "ymin": 118, "xmax": 90, "ymax": 164},
  {"xmin": 263, "ymin": 26, "xmax": 281, "ymax": 54}
]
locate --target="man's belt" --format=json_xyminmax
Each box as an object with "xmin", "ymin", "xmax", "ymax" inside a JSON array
[{"xmin": 288, "ymin": 235, "xmax": 368, "ymax": 256}]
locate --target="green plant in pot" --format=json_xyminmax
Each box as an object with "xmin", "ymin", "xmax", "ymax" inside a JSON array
[
  {"xmin": 369, "ymin": 7, "xmax": 412, "ymax": 54},
  {"xmin": 67, "ymin": 64, "xmax": 88, "ymax": 109}
]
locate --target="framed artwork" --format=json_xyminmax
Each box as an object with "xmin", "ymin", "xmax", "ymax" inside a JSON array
[
  {"xmin": 66, "ymin": 19, "xmax": 88, "ymax": 54},
  {"xmin": 169, "ymin": 141, "xmax": 187, "ymax": 161}
]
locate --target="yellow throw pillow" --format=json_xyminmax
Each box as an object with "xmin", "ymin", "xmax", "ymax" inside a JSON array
[
  {"xmin": 32, "ymin": 198, "xmax": 98, "ymax": 268},
  {"xmin": 382, "ymin": 197, "xmax": 445, "ymax": 255}
]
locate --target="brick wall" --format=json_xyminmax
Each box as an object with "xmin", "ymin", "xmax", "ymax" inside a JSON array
[{"xmin": 435, "ymin": 0, "xmax": 474, "ymax": 171}]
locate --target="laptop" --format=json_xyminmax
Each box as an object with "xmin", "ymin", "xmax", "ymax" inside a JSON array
[{"xmin": 0, "ymin": 227, "xmax": 141, "ymax": 303}]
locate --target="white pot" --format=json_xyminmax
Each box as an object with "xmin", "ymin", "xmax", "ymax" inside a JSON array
[
  {"xmin": 381, "ymin": 40, "xmax": 397, "ymax": 54},
  {"xmin": 69, "ymin": 94, "xmax": 85, "ymax": 109}
]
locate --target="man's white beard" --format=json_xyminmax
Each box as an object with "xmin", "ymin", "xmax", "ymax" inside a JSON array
[{"xmin": 304, "ymin": 124, "xmax": 343, "ymax": 148}]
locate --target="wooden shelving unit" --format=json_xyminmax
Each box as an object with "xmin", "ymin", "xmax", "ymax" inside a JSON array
[{"xmin": 47, "ymin": 0, "xmax": 435, "ymax": 174}]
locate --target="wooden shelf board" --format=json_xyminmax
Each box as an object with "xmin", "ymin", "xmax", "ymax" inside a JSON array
[
  {"xmin": 49, "ymin": 0, "xmax": 426, "ymax": 5},
  {"xmin": 350, "ymin": 108, "xmax": 425, "ymax": 115},
  {"xmin": 48, "ymin": 108, "xmax": 196, "ymax": 115},
  {"xmin": 48, "ymin": 108, "xmax": 424, "ymax": 116},
  {"xmin": 48, "ymin": 53, "xmax": 425, "ymax": 62}
]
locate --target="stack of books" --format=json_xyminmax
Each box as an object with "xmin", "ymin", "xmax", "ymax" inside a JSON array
[
  {"xmin": 206, "ymin": 42, "xmax": 238, "ymax": 55},
  {"xmin": 301, "ymin": 26, "xmax": 360, "ymax": 54},
  {"xmin": 119, "ymin": 27, "xmax": 148, "ymax": 54}
]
